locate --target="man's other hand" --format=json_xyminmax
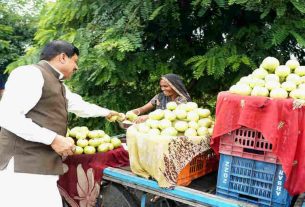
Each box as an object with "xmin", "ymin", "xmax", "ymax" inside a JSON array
[{"xmin": 51, "ymin": 135, "xmax": 75, "ymax": 157}]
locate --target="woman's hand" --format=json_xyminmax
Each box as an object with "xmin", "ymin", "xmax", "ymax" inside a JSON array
[{"xmin": 134, "ymin": 115, "xmax": 149, "ymax": 124}]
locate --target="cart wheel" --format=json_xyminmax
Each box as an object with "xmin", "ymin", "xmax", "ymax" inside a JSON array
[
  {"xmin": 100, "ymin": 182, "xmax": 138, "ymax": 207},
  {"xmin": 148, "ymin": 195, "xmax": 189, "ymax": 207},
  {"xmin": 149, "ymin": 196, "xmax": 172, "ymax": 207}
]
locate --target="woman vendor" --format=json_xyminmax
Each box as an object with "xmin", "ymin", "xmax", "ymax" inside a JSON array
[{"xmin": 129, "ymin": 73, "xmax": 191, "ymax": 123}]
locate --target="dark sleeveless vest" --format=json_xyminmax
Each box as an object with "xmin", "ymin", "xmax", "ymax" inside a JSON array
[{"xmin": 0, "ymin": 61, "xmax": 68, "ymax": 175}]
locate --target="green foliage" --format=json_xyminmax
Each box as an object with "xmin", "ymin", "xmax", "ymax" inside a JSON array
[
  {"xmin": 0, "ymin": 1, "xmax": 42, "ymax": 76},
  {"xmin": 185, "ymin": 44, "xmax": 254, "ymax": 79},
  {"xmin": 192, "ymin": 0, "xmax": 226, "ymax": 8},
  {"xmin": 6, "ymin": 0, "xmax": 305, "ymax": 135}
]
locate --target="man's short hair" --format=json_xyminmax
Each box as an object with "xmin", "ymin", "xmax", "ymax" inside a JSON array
[{"xmin": 40, "ymin": 40, "xmax": 79, "ymax": 61}]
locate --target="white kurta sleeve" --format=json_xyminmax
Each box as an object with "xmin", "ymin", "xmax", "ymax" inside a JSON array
[
  {"xmin": 65, "ymin": 85, "xmax": 111, "ymax": 117},
  {"xmin": 0, "ymin": 66, "xmax": 57, "ymax": 145}
]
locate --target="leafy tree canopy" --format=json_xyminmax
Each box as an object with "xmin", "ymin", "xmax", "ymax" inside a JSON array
[{"xmin": 6, "ymin": 0, "xmax": 305, "ymax": 134}]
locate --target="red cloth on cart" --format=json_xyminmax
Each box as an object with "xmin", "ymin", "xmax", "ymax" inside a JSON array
[
  {"xmin": 57, "ymin": 147, "xmax": 129, "ymax": 207},
  {"xmin": 211, "ymin": 91, "xmax": 305, "ymax": 195}
]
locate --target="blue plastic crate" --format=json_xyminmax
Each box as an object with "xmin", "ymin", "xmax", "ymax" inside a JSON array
[{"xmin": 216, "ymin": 154, "xmax": 292, "ymax": 207}]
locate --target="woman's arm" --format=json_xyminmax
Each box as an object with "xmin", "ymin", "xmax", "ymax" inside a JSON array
[
  {"xmin": 127, "ymin": 102, "xmax": 154, "ymax": 124},
  {"xmin": 131, "ymin": 101, "xmax": 154, "ymax": 116}
]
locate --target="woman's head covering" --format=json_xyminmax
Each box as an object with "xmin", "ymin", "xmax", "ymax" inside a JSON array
[{"xmin": 161, "ymin": 74, "xmax": 191, "ymax": 101}]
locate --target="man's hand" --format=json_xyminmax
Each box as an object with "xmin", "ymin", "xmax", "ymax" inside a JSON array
[
  {"xmin": 51, "ymin": 135, "xmax": 75, "ymax": 157},
  {"xmin": 106, "ymin": 110, "xmax": 120, "ymax": 121}
]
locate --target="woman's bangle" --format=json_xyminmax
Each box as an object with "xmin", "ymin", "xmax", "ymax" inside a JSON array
[{"xmin": 135, "ymin": 109, "xmax": 141, "ymax": 116}]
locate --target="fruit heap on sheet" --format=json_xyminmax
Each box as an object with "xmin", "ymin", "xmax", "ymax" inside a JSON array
[
  {"xmin": 133, "ymin": 101, "xmax": 214, "ymax": 138},
  {"xmin": 229, "ymin": 57, "xmax": 305, "ymax": 99},
  {"xmin": 66, "ymin": 126, "xmax": 122, "ymax": 155}
]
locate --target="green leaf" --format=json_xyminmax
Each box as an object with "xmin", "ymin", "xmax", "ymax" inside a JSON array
[
  {"xmin": 200, "ymin": 0, "xmax": 212, "ymax": 7},
  {"xmin": 290, "ymin": 0, "xmax": 305, "ymax": 14},
  {"xmin": 58, "ymin": 30, "xmax": 77, "ymax": 43},
  {"xmin": 290, "ymin": 31, "xmax": 305, "ymax": 47},
  {"xmin": 271, "ymin": 26, "xmax": 289, "ymax": 45},
  {"xmin": 34, "ymin": 29, "xmax": 57, "ymax": 46},
  {"xmin": 0, "ymin": 40, "xmax": 10, "ymax": 49},
  {"xmin": 214, "ymin": 0, "xmax": 226, "ymax": 7},
  {"xmin": 149, "ymin": 5, "xmax": 165, "ymax": 20},
  {"xmin": 260, "ymin": 5, "xmax": 271, "ymax": 19},
  {"xmin": 276, "ymin": 4, "xmax": 286, "ymax": 17},
  {"xmin": 0, "ymin": 24, "xmax": 13, "ymax": 35},
  {"xmin": 228, "ymin": 0, "xmax": 248, "ymax": 5}
]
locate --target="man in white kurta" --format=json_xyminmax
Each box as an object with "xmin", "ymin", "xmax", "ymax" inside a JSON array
[{"xmin": 0, "ymin": 40, "xmax": 117, "ymax": 207}]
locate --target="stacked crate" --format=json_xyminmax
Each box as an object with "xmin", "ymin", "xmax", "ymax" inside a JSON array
[
  {"xmin": 216, "ymin": 127, "xmax": 292, "ymax": 207},
  {"xmin": 177, "ymin": 149, "xmax": 219, "ymax": 186}
]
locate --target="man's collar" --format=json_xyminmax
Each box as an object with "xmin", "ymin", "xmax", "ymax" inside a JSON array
[{"xmin": 40, "ymin": 60, "xmax": 65, "ymax": 81}]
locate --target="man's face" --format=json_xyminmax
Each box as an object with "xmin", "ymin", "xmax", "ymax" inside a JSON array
[{"xmin": 59, "ymin": 53, "xmax": 79, "ymax": 79}]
